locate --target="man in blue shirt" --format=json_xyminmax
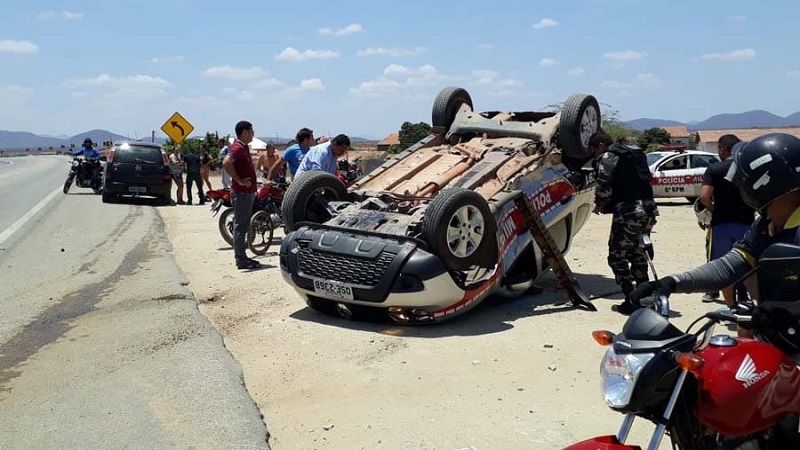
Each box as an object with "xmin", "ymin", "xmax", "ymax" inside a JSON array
[
  {"xmin": 295, "ymin": 134, "xmax": 350, "ymax": 179},
  {"xmin": 281, "ymin": 128, "xmax": 315, "ymax": 178},
  {"xmin": 71, "ymin": 137, "xmax": 102, "ymax": 189}
]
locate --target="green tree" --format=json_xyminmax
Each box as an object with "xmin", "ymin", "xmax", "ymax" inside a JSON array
[
  {"xmin": 636, "ymin": 127, "xmax": 671, "ymax": 150},
  {"xmin": 398, "ymin": 121, "xmax": 432, "ymax": 151}
]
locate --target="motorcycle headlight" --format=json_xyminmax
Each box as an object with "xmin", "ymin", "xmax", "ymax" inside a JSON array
[{"xmin": 600, "ymin": 347, "xmax": 654, "ymax": 409}]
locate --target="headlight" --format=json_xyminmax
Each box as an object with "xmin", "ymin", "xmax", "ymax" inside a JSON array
[{"xmin": 600, "ymin": 347, "xmax": 654, "ymax": 409}]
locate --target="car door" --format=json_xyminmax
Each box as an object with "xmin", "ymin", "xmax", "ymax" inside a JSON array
[
  {"xmin": 651, "ymin": 154, "xmax": 689, "ymax": 198},
  {"xmin": 686, "ymin": 154, "xmax": 720, "ymax": 197}
]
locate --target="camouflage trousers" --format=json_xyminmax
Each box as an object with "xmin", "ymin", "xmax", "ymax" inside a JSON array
[{"xmin": 608, "ymin": 206, "xmax": 658, "ymax": 295}]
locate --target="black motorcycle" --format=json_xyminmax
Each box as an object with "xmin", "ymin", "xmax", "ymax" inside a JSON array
[{"xmin": 64, "ymin": 157, "xmax": 102, "ymax": 194}]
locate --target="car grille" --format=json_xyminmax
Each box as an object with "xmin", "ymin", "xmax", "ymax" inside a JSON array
[{"xmin": 297, "ymin": 247, "xmax": 394, "ymax": 287}]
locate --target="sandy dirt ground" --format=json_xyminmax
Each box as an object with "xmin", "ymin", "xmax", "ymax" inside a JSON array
[{"xmin": 159, "ymin": 176, "xmax": 719, "ymax": 449}]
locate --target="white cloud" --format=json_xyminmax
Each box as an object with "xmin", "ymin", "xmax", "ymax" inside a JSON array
[
  {"xmin": 36, "ymin": 10, "xmax": 83, "ymax": 20},
  {"xmin": 276, "ymin": 47, "xmax": 340, "ymax": 62},
  {"xmin": 539, "ymin": 58, "xmax": 559, "ymax": 67},
  {"xmin": 568, "ymin": 67, "xmax": 586, "ymax": 76},
  {"xmin": 292, "ymin": 78, "xmax": 326, "ymax": 91},
  {"xmin": 476, "ymin": 43, "xmax": 494, "ymax": 51},
  {"xmin": 532, "ymin": 18, "xmax": 559, "ymax": 29},
  {"xmin": 356, "ymin": 46, "xmax": 426, "ymax": 57},
  {"xmin": 787, "ymin": 70, "xmax": 800, "ymax": 80},
  {"xmin": 349, "ymin": 79, "xmax": 402, "ymax": 96},
  {"xmin": 698, "ymin": 48, "xmax": 756, "ymax": 62},
  {"xmin": 602, "ymin": 50, "xmax": 647, "ymax": 62},
  {"xmin": 201, "ymin": 65, "xmax": 267, "ymax": 80},
  {"xmin": 601, "ymin": 72, "xmax": 664, "ymax": 91},
  {"xmin": 729, "ymin": 14, "xmax": 747, "ymax": 21},
  {"xmin": 469, "ymin": 70, "xmax": 521, "ymax": 96},
  {"xmin": 64, "ymin": 74, "xmax": 169, "ymax": 89},
  {"xmin": 252, "ymin": 78, "xmax": 283, "ymax": 90},
  {"xmin": 318, "ymin": 23, "xmax": 364, "ymax": 36},
  {"xmin": 223, "ymin": 88, "xmax": 256, "ymax": 102},
  {"xmin": 152, "ymin": 55, "xmax": 184, "ymax": 64},
  {"xmin": 0, "ymin": 39, "xmax": 39, "ymax": 54},
  {"xmin": 384, "ymin": 64, "xmax": 437, "ymax": 77},
  {"xmin": 0, "ymin": 85, "xmax": 34, "ymax": 97}
]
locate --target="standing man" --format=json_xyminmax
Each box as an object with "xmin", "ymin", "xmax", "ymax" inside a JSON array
[
  {"xmin": 168, "ymin": 145, "xmax": 185, "ymax": 204},
  {"xmin": 218, "ymin": 138, "xmax": 232, "ymax": 189},
  {"xmin": 281, "ymin": 128, "xmax": 315, "ymax": 179},
  {"xmin": 698, "ymin": 134, "xmax": 754, "ymax": 305},
  {"xmin": 591, "ymin": 130, "xmax": 659, "ymax": 315},
  {"xmin": 183, "ymin": 150, "xmax": 205, "ymax": 205},
  {"xmin": 294, "ymin": 134, "xmax": 350, "ymax": 179},
  {"xmin": 257, "ymin": 143, "xmax": 283, "ymax": 182},
  {"xmin": 222, "ymin": 121, "xmax": 261, "ymax": 270}
]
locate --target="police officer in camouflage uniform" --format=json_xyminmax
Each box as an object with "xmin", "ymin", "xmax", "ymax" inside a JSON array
[{"xmin": 591, "ymin": 130, "xmax": 659, "ymax": 314}]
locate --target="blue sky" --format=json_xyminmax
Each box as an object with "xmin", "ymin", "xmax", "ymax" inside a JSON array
[{"xmin": 2, "ymin": 0, "xmax": 800, "ymax": 140}]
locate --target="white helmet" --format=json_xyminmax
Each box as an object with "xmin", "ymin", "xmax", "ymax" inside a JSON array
[{"xmin": 693, "ymin": 198, "xmax": 711, "ymax": 226}]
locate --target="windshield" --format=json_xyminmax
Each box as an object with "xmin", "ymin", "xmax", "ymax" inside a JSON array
[
  {"xmin": 114, "ymin": 146, "xmax": 163, "ymax": 164},
  {"xmin": 646, "ymin": 152, "xmax": 669, "ymax": 167}
]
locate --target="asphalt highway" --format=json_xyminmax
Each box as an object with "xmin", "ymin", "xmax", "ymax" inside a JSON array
[{"xmin": 0, "ymin": 156, "xmax": 269, "ymax": 448}]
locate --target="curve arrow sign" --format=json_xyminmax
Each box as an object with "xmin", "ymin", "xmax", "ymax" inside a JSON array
[{"xmin": 171, "ymin": 121, "xmax": 185, "ymax": 136}]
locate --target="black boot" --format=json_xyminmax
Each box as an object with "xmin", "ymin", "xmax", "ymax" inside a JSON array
[{"xmin": 612, "ymin": 290, "xmax": 640, "ymax": 316}]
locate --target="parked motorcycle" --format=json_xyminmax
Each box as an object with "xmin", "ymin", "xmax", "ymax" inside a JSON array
[
  {"xmin": 207, "ymin": 188, "xmax": 235, "ymax": 246},
  {"xmin": 63, "ymin": 157, "xmax": 102, "ymax": 194},
  {"xmin": 567, "ymin": 238, "xmax": 800, "ymax": 450},
  {"xmin": 247, "ymin": 179, "xmax": 287, "ymax": 256}
]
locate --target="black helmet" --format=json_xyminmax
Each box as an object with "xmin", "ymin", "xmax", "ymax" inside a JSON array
[
  {"xmin": 83, "ymin": 137, "xmax": 93, "ymax": 145},
  {"xmin": 727, "ymin": 133, "xmax": 800, "ymax": 211}
]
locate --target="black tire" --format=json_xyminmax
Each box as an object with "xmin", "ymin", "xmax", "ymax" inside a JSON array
[
  {"xmin": 218, "ymin": 207, "xmax": 235, "ymax": 246},
  {"xmin": 431, "ymin": 87, "xmax": 473, "ymax": 132},
  {"xmin": 101, "ymin": 192, "xmax": 114, "ymax": 203},
  {"xmin": 558, "ymin": 93, "xmax": 601, "ymax": 160},
  {"xmin": 421, "ymin": 188, "xmax": 497, "ymax": 271},
  {"xmin": 281, "ymin": 172, "xmax": 347, "ymax": 232},
  {"xmin": 63, "ymin": 176, "xmax": 73, "ymax": 194},
  {"xmin": 247, "ymin": 210, "xmax": 274, "ymax": 256}
]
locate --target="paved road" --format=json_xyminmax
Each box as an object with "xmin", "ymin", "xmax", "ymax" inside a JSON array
[{"xmin": 0, "ymin": 156, "xmax": 269, "ymax": 448}]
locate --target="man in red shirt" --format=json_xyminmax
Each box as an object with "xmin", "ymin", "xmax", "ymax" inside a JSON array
[{"xmin": 222, "ymin": 121, "xmax": 261, "ymax": 270}]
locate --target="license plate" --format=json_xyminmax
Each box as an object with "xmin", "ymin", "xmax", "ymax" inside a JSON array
[
  {"xmin": 128, "ymin": 186, "xmax": 147, "ymax": 193},
  {"xmin": 313, "ymin": 279, "xmax": 353, "ymax": 300}
]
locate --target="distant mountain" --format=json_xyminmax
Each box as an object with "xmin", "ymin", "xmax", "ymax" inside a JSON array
[
  {"xmin": 67, "ymin": 129, "xmax": 132, "ymax": 146},
  {"xmin": 624, "ymin": 110, "xmax": 800, "ymax": 132},
  {"xmin": 0, "ymin": 129, "xmax": 155, "ymax": 151},
  {"xmin": 623, "ymin": 118, "xmax": 685, "ymax": 131}
]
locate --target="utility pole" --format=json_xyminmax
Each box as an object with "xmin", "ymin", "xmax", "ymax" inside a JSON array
[{"xmin": 152, "ymin": 130, "xmax": 155, "ymax": 143}]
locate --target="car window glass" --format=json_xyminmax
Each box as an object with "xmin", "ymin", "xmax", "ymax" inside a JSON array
[
  {"xmin": 690, "ymin": 154, "xmax": 717, "ymax": 169},
  {"xmin": 658, "ymin": 155, "xmax": 687, "ymax": 171},
  {"xmin": 115, "ymin": 146, "xmax": 163, "ymax": 163},
  {"xmin": 646, "ymin": 152, "xmax": 668, "ymax": 166}
]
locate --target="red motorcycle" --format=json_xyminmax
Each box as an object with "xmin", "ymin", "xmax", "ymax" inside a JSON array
[
  {"xmin": 247, "ymin": 180, "xmax": 287, "ymax": 256},
  {"xmin": 207, "ymin": 188, "xmax": 235, "ymax": 246},
  {"xmin": 567, "ymin": 241, "xmax": 800, "ymax": 450}
]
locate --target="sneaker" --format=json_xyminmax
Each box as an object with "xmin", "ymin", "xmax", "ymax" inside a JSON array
[
  {"xmin": 701, "ymin": 292, "xmax": 719, "ymax": 303},
  {"xmin": 236, "ymin": 259, "xmax": 261, "ymax": 270},
  {"xmin": 612, "ymin": 301, "xmax": 639, "ymax": 316}
]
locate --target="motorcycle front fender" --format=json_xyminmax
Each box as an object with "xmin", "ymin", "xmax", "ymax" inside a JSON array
[{"xmin": 563, "ymin": 435, "xmax": 641, "ymax": 450}]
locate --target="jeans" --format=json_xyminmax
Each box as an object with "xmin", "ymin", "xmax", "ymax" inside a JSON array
[
  {"xmin": 232, "ymin": 192, "xmax": 255, "ymax": 264},
  {"xmin": 185, "ymin": 172, "xmax": 204, "ymax": 204}
]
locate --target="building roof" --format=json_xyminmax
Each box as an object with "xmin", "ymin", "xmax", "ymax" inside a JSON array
[
  {"xmin": 377, "ymin": 132, "xmax": 400, "ymax": 146},
  {"xmin": 660, "ymin": 126, "xmax": 691, "ymax": 138},
  {"xmin": 696, "ymin": 127, "xmax": 800, "ymax": 143}
]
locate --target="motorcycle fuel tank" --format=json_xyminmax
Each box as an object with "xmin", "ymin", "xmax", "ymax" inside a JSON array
[{"xmin": 694, "ymin": 338, "xmax": 800, "ymax": 437}]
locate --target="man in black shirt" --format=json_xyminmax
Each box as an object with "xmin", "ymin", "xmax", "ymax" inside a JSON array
[
  {"xmin": 183, "ymin": 151, "xmax": 205, "ymax": 205},
  {"xmin": 591, "ymin": 130, "xmax": 659, "ymax": 314},
  {"xmin": 699, "ymin": 134, "xmax": 754, "ymax": 305}
]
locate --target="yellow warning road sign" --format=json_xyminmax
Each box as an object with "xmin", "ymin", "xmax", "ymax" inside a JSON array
[{"xmin": 160, "ymin": 111, "xmax": 194, "ymax": 144}]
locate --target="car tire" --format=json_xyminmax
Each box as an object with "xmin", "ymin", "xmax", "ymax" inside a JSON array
[
  {"xmin": 422, "ymin": 188, "xmax": 497, "ymax": 271},
  {"xmin": 431, "ymin": 87, "xmax": 473, "ymax": 132},
  {"xmin": 247, "ymin": 210, "xmax": 274, "ymax": 256},
  {"xmin": 558, "ymin": 93, "xmax": 601, "ymax": 160},
  {"xmin": 218, "ymin": 207, "xmax": 235, "ymax": 246},
  {"xmin": 281, "ymin": 172, "xmax": 347, "ymax": 232},
  {"xmin": 101, "ymin": 192, "xmax": 114, "ymax": 203}
]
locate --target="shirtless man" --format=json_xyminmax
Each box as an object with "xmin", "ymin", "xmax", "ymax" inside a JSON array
[{"xmin": 257, "ymin": 143, "xmax": 283, "ymax": 182}]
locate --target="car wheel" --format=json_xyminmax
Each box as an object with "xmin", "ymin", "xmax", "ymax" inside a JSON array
[
  {"xmin": 101, "ymin": 192, "xmax": 114, "ymax": 203},
  {"xmin": 431, "ymin": 87, "xmax": 473, "ymax": 132},
  {"xmin": 558, "ymin": 93, "xmax": 601, "ymax": 160},
  {"xmin": 422, "ymin": 188, "xmax": 497, "ymax": 271},
  {"xmin": 281, "ymin": 172, "xmax": 347, "ymax": 232},
  {"xmin": 218, "ymin": 207, "xmax": 235, "ymax": 246},
  {"xmin": 247, "ymin": 210, "xmax": 274, "ymax": 256}
]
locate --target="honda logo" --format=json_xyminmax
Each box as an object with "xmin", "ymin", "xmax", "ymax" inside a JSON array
[{"xmin": 735, "ymin": 354, "xmax": 770, "ymax": 388}]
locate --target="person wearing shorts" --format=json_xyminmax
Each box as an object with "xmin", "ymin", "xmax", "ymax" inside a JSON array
[
  {"xmin": 169, "ymin": 147, "xmax": 185, "ymax": 204},
  {"xmin": 699, "ymin": 134, "xmax": 754, "ymax": 305}
]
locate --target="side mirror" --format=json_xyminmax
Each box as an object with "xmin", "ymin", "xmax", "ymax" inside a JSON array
[{"xmin": 639, "ymin": 234, "xmax": 654, "ymax": 260}]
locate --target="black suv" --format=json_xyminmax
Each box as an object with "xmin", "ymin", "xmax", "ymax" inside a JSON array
[{"xmin": 102, "ymin": 142, "xmax": 172, "ymax": 204}]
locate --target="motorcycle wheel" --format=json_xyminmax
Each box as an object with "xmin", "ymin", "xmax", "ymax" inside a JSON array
[
  {"xmin": 247, "ymin": 210, "xmax": 275, "ymax": 256},
  {"xmin": 63, "ymin": 175, "xmax": 74, "ymax": 194},
  {"xmin": 218, "ymin": 208, "xmax": 235, "ymax": 246}
]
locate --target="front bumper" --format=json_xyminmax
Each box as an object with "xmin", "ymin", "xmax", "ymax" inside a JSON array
[{"xmin": 279, "ymin": 225, "xmax": 465, "ymax": 316}]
